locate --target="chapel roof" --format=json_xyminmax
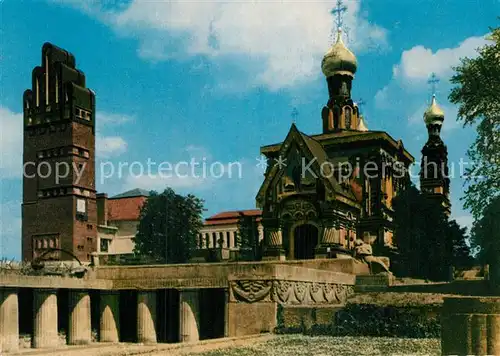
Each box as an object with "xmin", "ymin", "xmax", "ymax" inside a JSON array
[{"xmin": 261, "ymin": 129, "xmax": 414, "ymax": 163}]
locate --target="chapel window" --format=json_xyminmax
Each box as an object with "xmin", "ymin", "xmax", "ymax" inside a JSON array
[{"xmin": 345, "ymin": 107, "xmax": 352, "ymax": 129}]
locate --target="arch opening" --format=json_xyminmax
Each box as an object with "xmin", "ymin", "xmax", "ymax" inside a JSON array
[{"xmin": 293, "ymin": 224, "xmax": 319, "ymax": 260}]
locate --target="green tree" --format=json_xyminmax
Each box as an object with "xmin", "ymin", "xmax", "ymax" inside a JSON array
[
  {"xmin": 448, "ymin": 220, "xmax": 475, "ymax": 269},
  {"xmin": 134, "ymin": 188, "xmax": 204, "ymax": 264},
  {"xmin": 470, "ymin": 196, "xmax": 500, "ymax": 265},
  {"xmin": 236, "ymin": 214, "xmax": 261, "ymax": 261},
  {"xmin": 449, "ymin": 25, "xmax": 500, "ymax": 219},
  {"xmin": 393, "ymin": 185, "xmax": 472, "ymax": 280}
]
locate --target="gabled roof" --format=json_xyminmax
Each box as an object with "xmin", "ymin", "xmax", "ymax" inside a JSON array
[
  {"xmin": 207, "ymin": 209, "xmax": 262, "ymax": 220},
  {"xmin": 107, "ymin": 196, "xmax": 147, "ymax": 221},
  {"xmin": 261, "ymin": 129, "xmax": 414, "ymax": 163},
  {"xmin": 111, "ymin": 188, "xmax": 150, "ymax": 199},
  {"xmin": 256, "ymin": 124, "xmax": 357, "ymax": 207}
]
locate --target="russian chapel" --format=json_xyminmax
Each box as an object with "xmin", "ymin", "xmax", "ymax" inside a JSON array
[{"xmin": 256, "ymin": 28, "xmax": 415, "ymax": 260}]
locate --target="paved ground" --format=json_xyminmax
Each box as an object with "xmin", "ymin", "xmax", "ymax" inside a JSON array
[
  {"xmin": 8, "ymin": 334, "xmax": 274, "ymax": 356},
  {"xmin": 7, "ymin": 334, "xmax": 440, "ymax": 356},
  {"xmin": 194, "ymin": 335, "xmax": 441, "ymax": 356}
]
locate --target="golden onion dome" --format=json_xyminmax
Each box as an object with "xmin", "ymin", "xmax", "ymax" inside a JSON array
[
  {"xmin": 424, "ymin": 95, "xmax": 445, "ymax": 125},
  {"xmin": 321, "ymin": 28, "xmax": 358, "ymax": 78}
]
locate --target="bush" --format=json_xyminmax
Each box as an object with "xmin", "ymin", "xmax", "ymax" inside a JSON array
[
  {"xmin": 274, "ymin": 303, "xmax": 440, "ymax": 338},
  {"xmin": 335, "ymin": 304, "xmax": 440, "ymax": 338}
]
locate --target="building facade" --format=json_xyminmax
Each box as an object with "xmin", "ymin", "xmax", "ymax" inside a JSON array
[
  {"xmin": 197, "ymin": 210, "xmax": 264, "ymax": 260},
  {"xmin": 96, "ymin": 189, "xmax": 149, "ymax": 262},
  {"xmin": 256, "ymin": 29, "xmax": 414, "ymax": 261},
  {"xmin": 22, "ymin": 43, "xmax": 97, "ymax": 262}
]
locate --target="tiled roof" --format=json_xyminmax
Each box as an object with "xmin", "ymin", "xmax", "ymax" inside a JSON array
[
  {"xmin": 107, "ymin": 196, "xmax": 147, "ymax": 221},
  {"xmin": 204, "ymin": 209, "xmax": 262, "ymax": 226},
  {"xmin": 111, "ymin": 188, "xmax": 150, "ymax": 199}
]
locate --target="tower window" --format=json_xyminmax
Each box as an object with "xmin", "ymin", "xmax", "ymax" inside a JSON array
[{"xmin": 100, "ymin": 238, "xmax": 110, "ymax": 252}]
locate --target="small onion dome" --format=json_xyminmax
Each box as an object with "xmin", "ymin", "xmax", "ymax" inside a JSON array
[
  {"xmin": 321, "ymin": 28, "xmax": 358, "ymax": 78},
  {"xmin": 357, "ymin": 116, "xmax": 368, "ymax": 131},
  {"xmin": 424, "ymin": 95, "xmax": 445, "ymax": 126}
]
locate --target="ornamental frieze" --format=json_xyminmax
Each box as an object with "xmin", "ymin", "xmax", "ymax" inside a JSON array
[
  {"xmin": 230, "ymin": 279, "xmax": 354, "ymax": 305},
  {"xmin": 281, "ymin": 199, "xmax": 317, "ymax": 221},
  {"xmin": 230, "ymin": 280, "xmax": 273, "ymax": 303}
]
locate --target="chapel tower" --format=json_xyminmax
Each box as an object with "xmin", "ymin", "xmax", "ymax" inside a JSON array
[
  {"xmin": 419, "ymin": 94, "xmax": 451, "ymax": 215},
  {"xmin": 320, "ymin": 28, "xmax": 367, "ymax": 132},
  {"xmin": 22, "ymin": 43, "xmax": 97, "ymax": 262}
]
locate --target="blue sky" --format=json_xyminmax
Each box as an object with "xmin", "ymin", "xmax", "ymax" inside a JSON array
[{"xmin": 1, "ymin": 0, "xmax": 498, "ymax": 259}]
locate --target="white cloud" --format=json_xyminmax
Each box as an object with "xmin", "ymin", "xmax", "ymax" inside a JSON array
[
  {"xmin": 96, "ymin": 112, "xmax": 134, "ymax": 127},
  {"xmin": 125, "ymin": 173, "xmax": 209, "ymax": 192},
  {"xmin": 96, "ymin": 136, "xmax": 128, "ymax": 158},
  {"xmin": 393, "ymin": 35, "xmax": 489, "ymax": 83},
  {"xmin": 0, "ymin": 106, "xmax": 130, "ymax": 165},
  {"xmin": 96, "ymin": 112, "xmax": 132, "ymax": 158},
  {"xmin": 0, "ymin": 106, "xmax": 23, "ymax": 178},
  {"xmin": 58, "ymin": 0, "xmax": 388, "ymax": 90},
  {"xmin": 375, "ymin": 34, "xmax": 489, "ymax": 106},
  {"xmin": 373, "ymin": 33, "xmax": 490, "ymax": 135},
  {"xmin": 408, "ymin": 102, "xmax": 460, "ymax": 134}
]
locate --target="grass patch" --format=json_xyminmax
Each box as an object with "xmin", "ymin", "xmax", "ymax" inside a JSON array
[{"xmin": 193, "ymin": 335, "xmax": 440, "ymax": 356}]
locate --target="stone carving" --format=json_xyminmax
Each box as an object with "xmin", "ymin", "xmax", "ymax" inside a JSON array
[
  {"xmin": 282, "ymin": 199, "xmax": 317, "ymax": 221},
  {"xmin": 273, "ymin": 281, "xmax": 294, "ymax": 304},
  {"xmin": 267, "ymin": 229, "xmax": 283, "ymax": 247},
  {"xmin": 354, "ymin": 239, "xmax": 390, "ymax": 274},
  {"xmin": 321, "ymin": 226, "xmax": 339, "ymax": 244},
  {"xmin": 294, "ymin": 282, "xmax": 307, "ymax": 303},
  {"xmin": 230, "ymin": 280, "xmax": 273, "ymax": 303},
  {"xmin": 231, "ymin": 279, "xmax": 354, "ymax": 305}
]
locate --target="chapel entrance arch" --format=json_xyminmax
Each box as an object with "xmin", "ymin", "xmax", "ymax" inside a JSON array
[{"xmin": 292, "ymin": 224, "xmax": 319, "ymax": 260}]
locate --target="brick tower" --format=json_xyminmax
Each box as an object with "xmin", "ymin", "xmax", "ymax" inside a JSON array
[{"xmin": 22, "ymin": 43, "xmax": 97, "ymax": 262}]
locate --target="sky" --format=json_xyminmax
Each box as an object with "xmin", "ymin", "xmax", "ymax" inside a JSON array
[{"xmin": 0, "ymin": 0, "xmax": 498, "ymax": 260}]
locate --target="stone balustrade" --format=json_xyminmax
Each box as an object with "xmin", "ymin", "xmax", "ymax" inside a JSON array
[{"xmin": 0, "ymin": 261, "xmax": 355, "ymax": 352}]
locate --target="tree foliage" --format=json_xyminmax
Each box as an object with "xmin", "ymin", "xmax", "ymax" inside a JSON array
[
  {"xmin": 134, "ymin": 188, "xmax": 204, "ymax": 264},
  {"xmin": 449, "ymin": 25, "xmax": 500, "ymax": 219},
  {"xmin": 392, "ymin": 185, "xmax": 473, "ymax": 280},
  {"xmin": 470, "ymin": 195, "xmax": 500, "ymax": 264}
]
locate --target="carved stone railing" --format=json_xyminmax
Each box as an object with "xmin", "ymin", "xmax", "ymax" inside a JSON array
[{"xmin": 229, "ymin": 279, "xmax": 354, "ymax": 305}]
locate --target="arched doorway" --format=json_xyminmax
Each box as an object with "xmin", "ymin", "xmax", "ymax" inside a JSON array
[{"xmin": 293, "ymin": 224, "xmax": 319, "ymax": 260}]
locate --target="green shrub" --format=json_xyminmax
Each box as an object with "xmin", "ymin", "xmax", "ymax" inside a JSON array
[
  {"xmin": 335, "ymin": 304, "xmax": 440, "ymax": 338},
  {"xmin": 274, "ymin": 304, "xmax": 440, "ymax": 338}
]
